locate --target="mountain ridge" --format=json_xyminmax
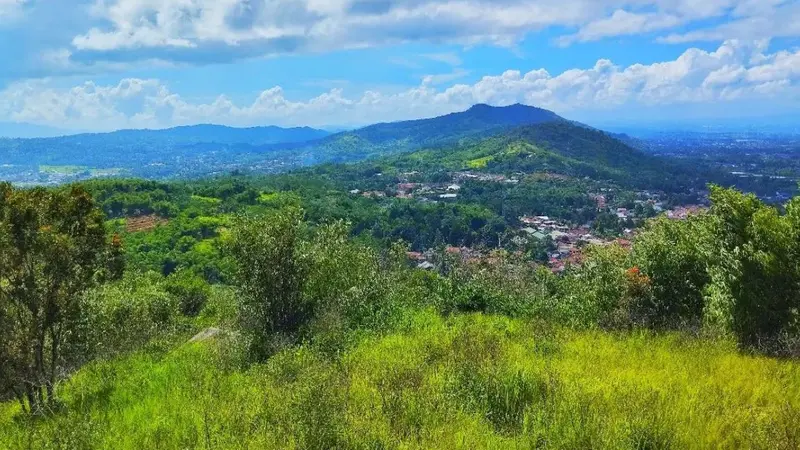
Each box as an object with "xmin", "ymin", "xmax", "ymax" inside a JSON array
[
  {"xmin": 0, "ymin": 104, "xmax": 654, "ymax": 184},
  {"xmin": 294, "ymin": 103, "xmax": 567, "ymax": 164}
]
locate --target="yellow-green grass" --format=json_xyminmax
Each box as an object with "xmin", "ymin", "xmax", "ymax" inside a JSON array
[
  {"xmin": 89, "ymin": 168, "xmax": 124, "ymax": 177},
  {"xmin": 38, "ymin": 165, "xmax": 88, "ymax": 175},
  {"xmin": 467, "ymin": 155, "xmax": 494, "ymax": 169},
  {"xmin": 2, "ymin": 312, "xmax": 799, "ymax": 449}
]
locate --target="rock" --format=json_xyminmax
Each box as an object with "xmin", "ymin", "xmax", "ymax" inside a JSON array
[{"xmin": 189, "ymin": 327, "xmax": 223, "ymax": 343}]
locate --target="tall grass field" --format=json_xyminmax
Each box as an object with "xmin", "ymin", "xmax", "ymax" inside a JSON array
[{"xmin": 2, "ymin": 312, "xmax": 798, "ymax": 449}]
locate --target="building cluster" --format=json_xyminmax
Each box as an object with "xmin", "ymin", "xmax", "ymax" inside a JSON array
[
  {"xmin": 356, "ymin": 170, "xmax": 712, "ymax": 274},
  {"xmin": 518, "ymin": 215, "xmax": 608, "ymax": 272},
  {"xmin": 665, "ymin": 205, "xmax": 706, "ymax": 220},
  {"xmin": 453, "ymin": 171, "xmax": 520, "ymax": 184}
]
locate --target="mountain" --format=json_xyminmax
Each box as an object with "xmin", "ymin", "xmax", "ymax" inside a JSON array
[
  {"xmin": 0, "ymin": 124, "xmax": 331, "ymax": 182},
  {"xmin": 308, "ymin": 118, "xmax": 708, "ymax": 194},
  {"xmin": 0, "ymin": 104, "xmax": 568, "ymax": 183},
  {"xmin": 300, "ymin": 103, "xmax": 565, "ymax": 163},
  {"xmin": 93, "ymin": 124, "xmax": 331, "ymax": 146}
]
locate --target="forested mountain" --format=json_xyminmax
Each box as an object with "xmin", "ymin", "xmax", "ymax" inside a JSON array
[
  {"xmin": 301, "ymin": 103, "xmax": 565, "ymax": 163},
  {"xmin": 359, "ymin": 120, "xmax": 685, "ymax": 187},
  {"xmin": 313, "ymin": 118, "xmax": 744, "ymax": 198},
  {"xmin": 0, "ymin": 104, "xmax": 567, "ymax": 184}
]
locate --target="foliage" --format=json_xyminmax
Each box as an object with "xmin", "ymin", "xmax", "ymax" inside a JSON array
[
  {"xmin": 225, "ymin": 208, "xmax": 311, "ymax": 361},
  {"xmin": 562, "ymin": 186, "xmax": 800, "ymax": 354},
  {"xmin": 82, "ymin": 272, "xmax": 186, "ymax": 359},
  {"xmin": 164, "ymin": 270, "xmax": 212, "ymax": 317},
  {"xmin": 630, "ymin": 215, "xmax": 712, "ymax": 328},
  {"xmin": 0, "ymin": 183, "xmax": 118, "ymax": 413},
  {"xmin": 703, "ymin": 187, "xmax": 800, "ymax": 353},
  {"xmin": 2, "ymin": 314, "xmax": 799, "ymax": 449}
]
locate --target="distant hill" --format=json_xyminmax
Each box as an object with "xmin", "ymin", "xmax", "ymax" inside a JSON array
[
  {"xmin": 0, "ymin": 104, "xmax": 569, "ymax": 183},
  {"xmin": 308, "ymin": 119, "xmax": 707, "ymax": 193},
  {"xmin": 92, "ymin": 124, "xmax": 331, "ymax": 146},
  {"xmin": 301, "ymin": 103, "xmax": 565, "ymax": 163},
  {"xmin": 0, "ymin": 124, "xmax": 331, "ymax": 182}
]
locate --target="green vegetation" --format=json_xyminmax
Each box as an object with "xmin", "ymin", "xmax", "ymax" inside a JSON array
[
  {"xmin": 2, "ymin": 313, "xmax": 798, "ymax": 449},
  {"xmin": 2, "ymin": 114, "xmax": 800, "ymax": 447},
  {"xmin": 2, "ymin": 182, "xmax": 799, "ymax": 448},
  {"xmin": 0, "ymin": 183, "xmax": 123, "ymax": 414},
  {"xmin": 38, "ymin": 165, "xmax": 88, "ymax": 175}
]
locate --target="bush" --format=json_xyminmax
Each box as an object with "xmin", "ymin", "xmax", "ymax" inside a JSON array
[
  {"xmin": 225, "ymin": 208, "xmax": 311, "ymax": 361},
  {"xmin": 164, "ymin": 271, "xmax": 212, "ymax": 317},
  {"xmin": 558, "ymin": 244, "xmax": 629, "ymax": 328},
  {"xmin": 83, "ymin": 272, "xmax": 183, "ymax": 359},
  {"xmin": 631, "ymin": 215, "xmax": 711, "ymax": 328}
]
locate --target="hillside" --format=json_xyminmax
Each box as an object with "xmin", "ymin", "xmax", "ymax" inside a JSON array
[
  {"xmin": 302, "ymin": 103, "xmax": 565, "ymax": 163},
  {"xmin": 3, "ymin": 312, "xmax": 798, "ymax": 449},
  {"xmin": 0, "ymin": 124, "xmax": 331, "ymax": 183},
  {"xmin": 2, "ymin": 147, "xmax": 800, "ymax": 449},
  {"xmin": 306, "ymin": 119, "xmax": 719, "ymax": 196},
  {"xmin": 0, "ymin": 104, "xmax": 566, "ymax": 184}
]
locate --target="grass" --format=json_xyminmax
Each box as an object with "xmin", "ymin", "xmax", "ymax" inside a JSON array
[
  {"xmin": 38, "ymin": 166, "xmax": 124, "ymax": 177},
  {"xmin": 467, "ymin": 155, "xmax": 494, "ymax": 169},
  {"xmin": 89, "ymin": 168, "xmax": 124, "ymax": 177},
  {"xmin": 2, "ymin": 311, "xmax": 799, "ymax": 449},
  {"xmin": 39, "ymin": 165, "xmax": 88, "ymax": 175}
]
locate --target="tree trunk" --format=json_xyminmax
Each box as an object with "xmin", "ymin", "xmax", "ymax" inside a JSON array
[
  {"xmin": 47, "ymin": 328, "xmax": 59, "ymax": 406},
  {"xmin": 24, "ymin": 382, "xmax": 38, "ymax": 415}
]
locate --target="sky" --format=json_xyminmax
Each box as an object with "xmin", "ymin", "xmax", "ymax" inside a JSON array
[{"xmin": 0, "ymin": 0, "xmax": 798, "ymax": 134}]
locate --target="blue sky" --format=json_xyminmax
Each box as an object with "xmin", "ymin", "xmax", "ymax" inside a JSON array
[{"xmin": 0, "ymin": 0, "xmax": 798, "ymax": 133}]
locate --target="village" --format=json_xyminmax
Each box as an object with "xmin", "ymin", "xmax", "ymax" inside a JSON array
[{"xmin": 348, "ymin": 169, "xmax": 708, "ymax": 273}]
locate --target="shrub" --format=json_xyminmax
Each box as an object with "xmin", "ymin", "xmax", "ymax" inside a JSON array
[
  {"xmin": 225, "ymin": 208, "xmax": 311, "ymax": 361},
  {"xmin": 83, "ymin": 272, "xmax": 182, "ymax": 359},
  {"xmin": 631, "ymin": 215, "xmax": 711, "ymax": 328},
  {"xmin": 164, "ymin": 270, "xmax": 212, "ymax": 317}
]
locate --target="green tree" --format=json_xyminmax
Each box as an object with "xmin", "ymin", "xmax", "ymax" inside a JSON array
[
  {"xmin": 0, "ymin": 183, "xmax": 116, "ymax": 414},
  {"xmin": 705, "ymin": 186, "xmax": 800, "ymax": 352},
  {"xmin": 631, "ymin": 215, "xmax": 712, "ymax": 328},
  {"xmin": 225, "ymin": 208, "xmax": 311, "ymax": 361}
]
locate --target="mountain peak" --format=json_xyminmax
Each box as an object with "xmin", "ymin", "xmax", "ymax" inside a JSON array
[{"xmin": 459, "ymin": 103, "xmax": 563, "ymax": 125}]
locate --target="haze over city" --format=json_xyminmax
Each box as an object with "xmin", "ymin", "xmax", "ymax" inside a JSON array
[{"xmin": 0, "ymin": 0, "xmax": 798, "ymax": 135}]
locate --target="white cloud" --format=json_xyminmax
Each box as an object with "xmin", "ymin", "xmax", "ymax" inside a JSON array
[
  {"xmin": 557, "ymin": 9, "xmax": 682, "ymax": 46},
  {"xmin": 0, "ymin": 0, "xmax": 796, "ymax": 81},
  {"xmin": 422, "ymin": 52, "xmax": 463, "ymax": 66},
  {"xmin": 70, "ymin": 0, "xmax": 586, "ymax": 56},
  {"xmin": 0, "ymin": 0, "xmax": 26, "ymax": 21},
  {"xmin": 659, "ymin": 1, "xmax": 800, "ymax": 43},
  {"xmin": 421, "ymin": 68, "xmax": 470, "ymax": 86},
  {"xmin": 1, "ymin": 40, "xmax": 798, "ymax": 131},
  {"xmin": 59, "ymin": 0, "xmax": 799, "ymax": 68}
]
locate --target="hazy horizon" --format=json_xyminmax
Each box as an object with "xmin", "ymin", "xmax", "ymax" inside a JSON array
[{"xmin": 0, "ymin": 1, "xmax": 798, "ymax": 136}]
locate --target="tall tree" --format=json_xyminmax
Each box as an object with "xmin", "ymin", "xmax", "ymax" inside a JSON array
[{"xmin": 0, "ymin": 183, "xmax": 117, "ymax": 414}]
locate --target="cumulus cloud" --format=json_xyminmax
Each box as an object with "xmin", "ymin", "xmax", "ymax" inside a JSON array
[
  {"xmin": 0, "ymin": 0, "xmax": 26, "ymax": 20},
  {"xmin": 0, "ymin": 0, "xmax": 797, "ymax": 81},
  {"xmin": 1, "ymin": 40, "xmax": 797, "ymax": 131},
  {"xmin": 56, "ymin": 0, "xmax": 798, "ymax": 68},
  {"xmin": 69, "ymin": 0, "xmax": 583, "ymax": 60}
]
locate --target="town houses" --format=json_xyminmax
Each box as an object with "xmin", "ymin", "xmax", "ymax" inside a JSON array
[{"xmin": 346, "ymin": 168, "xmax": 709, "ymax": 274}]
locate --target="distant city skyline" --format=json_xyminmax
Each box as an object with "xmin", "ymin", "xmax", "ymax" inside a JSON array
[{"xmin": 0, "ymin": 1, "xmax": 798, "ymax": 134}]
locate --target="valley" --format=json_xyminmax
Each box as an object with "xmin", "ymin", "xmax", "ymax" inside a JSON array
[{"xmin": 2, "ymin": 104, "xmax": 799, "ymax": 449}]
